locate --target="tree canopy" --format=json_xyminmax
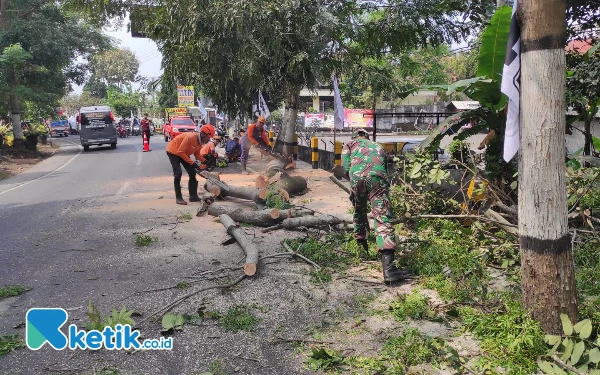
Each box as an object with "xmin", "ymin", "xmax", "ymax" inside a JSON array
[
  {"xmin": 0, "ymin": 0, "xmax": 111, "ymax": 139},
  {"xmin": 89, "ymin": 48, "xmax": 139, "ymax": 90}
]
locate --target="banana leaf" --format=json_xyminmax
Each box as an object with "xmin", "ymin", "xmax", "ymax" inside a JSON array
[{"xmin": 477, "ymin": 5, "xmax": 512, "ymax": 80}]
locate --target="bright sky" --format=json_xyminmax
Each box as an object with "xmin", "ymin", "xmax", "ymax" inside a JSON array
[{"xmin": 72, "ymin": 21, "xmax": 163, "ymax": 94}]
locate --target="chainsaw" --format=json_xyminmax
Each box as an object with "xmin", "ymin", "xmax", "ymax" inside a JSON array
[{"xmin": 196, "ymin": 170, "xmax": 230, "ymax": 194}]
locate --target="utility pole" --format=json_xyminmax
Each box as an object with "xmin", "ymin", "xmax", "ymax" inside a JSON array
[{"xmin": 519, "ymin": 0, "xmax": 578, "ymax": 334}]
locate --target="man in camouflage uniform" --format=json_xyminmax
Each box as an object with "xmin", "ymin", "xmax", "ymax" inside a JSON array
[{"xmin": 342, "ymin": 129, "xmax": 409, "ymax": 283}]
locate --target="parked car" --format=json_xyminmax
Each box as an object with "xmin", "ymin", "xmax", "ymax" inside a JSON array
[
  {"xmin": 49, "ymin": 119, "xmax": 70, "ymax": 137},
  {"xmin": 163, "ymin": 116, "xmax": 196, "ymax": 142}
]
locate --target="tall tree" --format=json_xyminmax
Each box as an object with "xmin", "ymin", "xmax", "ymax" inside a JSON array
[
  {"xmin": 89, "ymin": 48, "xmax": 139, "ymax": 90},
  {"xmin": 0, "ymin": 0, "xmax": 111, "ymax": 145},
  {"xmin": 519, "ymin": 0, "xmax": 578, "ymax": 333}
]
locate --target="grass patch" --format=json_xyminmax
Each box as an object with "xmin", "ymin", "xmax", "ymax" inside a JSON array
[
  {"xmin": 0, "ymin": 335, "xmax": 25, "ymax": 356},
  {"xmin": 459, "ymin": 299, "xmax": 546, "ymax": 375},
  {"xmin": 176, "ymin": 211, "xmax": 193, "ymax": 221},
  {"xmin": 134, "ymin": 234, "xmax": 157, "ymax": 247},
  {"xmin": 388, "ymin": 290, "xmax": 433, "ymax": 320},
  {"xmin": 206, "ymin": 360, "xmax": 227, "ymax": 375},
  {"xmin": 176, "ymin": 280, "xmax": 188, "ymax": 289},
  {"xmin": 309, "ymin": 269, "xmax": 332, "ymax": 284},
  {"xmin": 345, "ymin": 328, "xmax": 444, "ymax": 374},
  {"xmin": 0, "ymin": 285, "xmax": 30, "ymax": 298},
  {"xmin": 399, "ymin": 219, "xmax": 488, "ymax": 302},
  {"xmin": 219, "ymin": 304, "xmax": 258, "ymax": 333}
]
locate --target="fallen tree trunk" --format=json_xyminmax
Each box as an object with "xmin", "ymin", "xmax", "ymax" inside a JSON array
[
  {"xmin": 208, "ymin": 204, "xmax": 314, "ymax": 226},
  {"xmin": 270, "ymin": 175, "xmax": 307, "ymax": 195},
  {"xmin": 262, "ymin": 214, "xmax": 355, "ymax": 232},
  {"xmin": 219, "ymin": 214, "xmax": 259, "ymax": 276},
  {"xmin": 329, "ymin": 175, "xmax": 352, "ymax": 195},
  {"xmin": 205, "ymin": 179, "xmax": 267, "ymax": 206},
  {"xmin": 264, "ymin": 159, "xmax": 286, "ymax": 179}
]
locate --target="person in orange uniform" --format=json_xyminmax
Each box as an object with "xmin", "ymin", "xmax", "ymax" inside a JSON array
[
  {"xmin": 166, "ymin": 124, "xmax": 215, "ymax": 205},
  {"xmin": 200, "ymin": 135, "xmax": 220, "ymax": 159},
  {"xmin": 240, "ymin": 116, "xmax": 270, "ymax": 174}
]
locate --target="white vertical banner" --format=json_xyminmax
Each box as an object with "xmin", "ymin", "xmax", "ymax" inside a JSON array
[
  {"xmin": 197, "ymin": 98, "xmax": 208, "ymax": 120},
  {"xmin": 501, "ymin": 1, "xmax": 521, "ymax": 162},
  {"xmin": 333, "ymin": 75, "xmax": 345, "ymax": 130},
  {"xmin": 258, "ymin": 90, "xmax": 271, "ymax": 119}
]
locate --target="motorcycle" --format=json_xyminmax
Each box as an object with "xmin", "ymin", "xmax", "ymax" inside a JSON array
[
  {"xmin": 118, "ymin": 125, "xmax": 128, "ymax": 138},
  {"xmin": 216, "ymin": 126, "xmax": 229, "ymax": 148},
  {"xmin": 132, "ymin": 124, "xmax": 141, "ymax": 136}
]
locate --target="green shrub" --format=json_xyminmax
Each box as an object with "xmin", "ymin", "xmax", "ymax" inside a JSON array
[
  {"xmin": 459, "ymin": 299, "xmax": 546, "ymax": 374},
  {"xmin": 388, "ymin": 290, "xmax": 433, "ymax": 321},
  {"xmin": 400, "ymin": 219, "xmax": 488, "ymax": 302}
]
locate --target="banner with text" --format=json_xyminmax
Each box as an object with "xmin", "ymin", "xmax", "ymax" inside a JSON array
[
  {"xmin": 344, "ymin": 109, "xmax": 373, "ymax": 128},
  {"xmin": 305, "ymin": 113, "xmax": 325, "ymax": 128},
  {"xmin": 165, "ymin": 108, "xmax": 187, "ymax": 118},
  {"xmin": 177, "ymin": 86, "xmax": 194, "ymax": 108}
]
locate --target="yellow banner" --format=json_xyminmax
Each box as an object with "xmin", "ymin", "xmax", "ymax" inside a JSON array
[
  {"xmin": 165, "ymin": 108, "xmax": 187, "ymax": 115},
  {"xmin": 177, "ymin": 85, "xmax": 194, "ymax": 108}
]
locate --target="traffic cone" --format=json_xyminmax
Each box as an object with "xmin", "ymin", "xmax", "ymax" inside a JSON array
[{"xmin": 143, "ymin": 131, "xmax": 150, "ymax": 152}]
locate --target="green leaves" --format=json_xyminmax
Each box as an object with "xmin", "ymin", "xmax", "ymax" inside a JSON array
[
  {"xmin": 0, "ymin": 44, "xmax": 32, "ymax": 67},
  {"xmin": 305, "ymin": 347, "xmax": 344, "ymax": 371},
  {"xmin": 560, "ymin": 313, "xmax": 573, "ymax": 336},
  {"xmin": 84, "ymin": 301, "xmax": 136, "ymax": 331},
  {"xmin": 476, "ymin": 5, "xmax": 512, "ymax": 80},
  {"xmin": 540, "ymin": 315, "xmax": 600, "ymax": 373},
  {"xmin": 161, "ymin": 312, "xmax": 186, "ymax": 332},
  {"xmin": 573, "ymin": 318, "xmax": 593, "ymax": 339}
]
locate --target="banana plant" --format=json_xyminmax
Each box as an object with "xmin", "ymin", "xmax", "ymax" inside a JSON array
[{"xmin": 421, "ymin": 5, "xmax": 514, "ymax": 182}]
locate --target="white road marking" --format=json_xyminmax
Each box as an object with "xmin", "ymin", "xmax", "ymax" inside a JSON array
[
  {"xmin": 0, "ymin": 147, "xmax": 83, "ymax": 196},
  {"xmin": 116, "ymin": 181, "xmax": 130, "ymax": 196}
]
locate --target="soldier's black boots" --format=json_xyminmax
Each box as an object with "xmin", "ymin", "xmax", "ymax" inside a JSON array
[
  {"xmin": 381, "ymin": 250, "xmax": 411, "ymax": 283},
  {"xmin": 174, "ymin": 178, "xmax": 187, "ymax": 205},
  {"xmin": 188, "ymin": 180, "xmax": 200, "ymax": 202},
  {"xmin": 356, "ymin": 239, "xmax": 369, "ymax": 257}
]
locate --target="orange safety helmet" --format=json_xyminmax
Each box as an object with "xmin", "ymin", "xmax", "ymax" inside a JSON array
[{"xmin": 199, "ymin": 124, "xmax": 215, "ymax": 138}]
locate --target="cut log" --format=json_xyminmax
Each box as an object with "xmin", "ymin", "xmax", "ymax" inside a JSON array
[
  {"xmin": 205, "ymin": 179, "xmax": 265, "ymax": 206},
  {"xmin": 262, "ymin": 214, "xmax": 355, "ymax": 232},
  {"xmin": 219, "ymin": 214, "xmax": 259, "ymax": 276},
  {"xmin": 329, "ymin": 175, "xmax": 351, "ymax": 195},
  {"xmin": 221, "ymin": 234, "xmax": 236, "ymax": 246},
  {"xmin": 264, "ymin": 159, "xmax": 286, "ymax": 178},
  {"xmin": 255, "ymin": 175, "xmax": 270, "ymax": 189},
  {"xmin": 196, "ymin": 192, "xmax": 217, "ymax": 216},
  {"xmin": 208, "ymin": 204, "xmax": 314, "ymax": 226},
  {"xmin": 270, "ymin": 175, "xmax": 307, "ymax": 195}
]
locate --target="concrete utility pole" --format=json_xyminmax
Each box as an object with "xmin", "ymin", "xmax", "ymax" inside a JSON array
[{"xmin": 518, "ymin": 0, "xmax": 578, "ymax": 334}]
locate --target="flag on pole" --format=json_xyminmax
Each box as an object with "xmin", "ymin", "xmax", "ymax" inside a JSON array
[
  {"xmin": 501, "ymin": 1, "xmax": 521, "ymax": 162},
  {"xmin": 258, "ymin": 90, "xmax": 271, "ymax": 119},
  {"xmin": 130, "ymin": 110, "xmax": 134, "ymax": 120},
  {"xmin": 197, "ymin": 98, "xmax": 208, "ymax": 121},
  {"xmin": 333, "ymin": 75, "xmax": 345, "ymax": 130}
]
